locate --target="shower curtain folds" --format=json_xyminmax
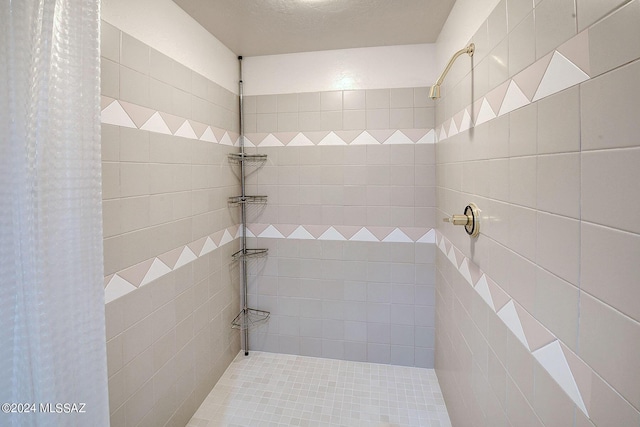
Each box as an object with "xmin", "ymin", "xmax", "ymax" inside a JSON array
[{"xmin": 0, "ymin": 1, "xmax": 109, "ymax": 426}]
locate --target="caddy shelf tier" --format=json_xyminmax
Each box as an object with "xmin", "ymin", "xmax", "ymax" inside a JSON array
[
  {"xmin": 231, "ymin": 308, "xmax": 271, "ymax": 330},
  {"xmin": 231, "ymin": 248, "xmax": 268, "ymax": 261},
  {"xmin": 227, "ymin": 152, "xmax": 268, "ymax": 164},
  {"xmin": 228, "ymin": 195, "xmax": 268, "ymax": 205}
]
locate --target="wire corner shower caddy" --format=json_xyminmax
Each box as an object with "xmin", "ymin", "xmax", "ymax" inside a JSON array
[{"xmin": 228, "ymin": 56, "xmax": 270, "ymax": 355}]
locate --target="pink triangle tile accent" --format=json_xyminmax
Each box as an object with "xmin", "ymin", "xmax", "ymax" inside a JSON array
[
  {"xmin": 452, "ymin": 111, "xmax": 465, "ymax": 131},
  {"xmin": 239, "ymin": 138, "xmax": 251, "ymax": 148},
  {"xmin": 486, "ymin": 277, "xmax": 511, "ymax": 311},
  {"xmin": 419, "ymin": 129, "xmax": 436, "ymax": 144},
  {"xmin": 303, "ymin": 131, "xmax": 331, "ymax": 144},
  {"xmin": 441, "ymin": 119, "xmax": 451, "ymax": 136},
  {"xmin": 515, "ymin": 304, "xmax": 556, "ymax": 352},
  {"xmin": 368, "ymin": 129, "xmax": 396, "ymax": 144},
  {"xmin": 176, "ymin": 121, "xmax": 196, "ymax": 139},
  {"xmin": 118, "ymin": 259, "xmax": 154, "ymax": 287},
  {"xmin": 187, "ymin": 237, "xmax": 208, "ymax": 258},
  {"xmin": 435, "ymin": 230, "xmax": 442, "ymax": 245},
  {"xmin": 560, "ymin": 342, "xmax": 592, "ymax": 415},
  {"xmin": 219, "ymin": 132, "xmax": 234, "ymax": 146},
  {"xmin": 458, "ymin": 110, "xmax": 473, "ymax": 132},
  {"xmin": 416, "ymin": 229, "xmax": 435, "ymax": 243},
  {"xmin": 200, "ymin": 126, "xmax": 217, "ymax": 143},
  {"xmin": 458, "ymin": 259, "xmax": 473, "ymax": 285},
  {"xmin": 175, "ymin": 120, "xmax": 198, "ymax": 139},
  {"xmin": 334, "ymin": 225, "xmax": 361, "ymax": 240},
  {"xmin": 382, "ymin": 227, "xmax": 413, "ymax": 242},
  {"xmin": 475, "ymin": 275, "xmax": 495, "ymax": 310},
  {"xmin": 475, "ymin": 98, "xmax": 497, "ymax": 126},
  {"xmin": 498, "ymin": 81, "xmax": 530, "ymax": 116},
  {"xmin": 318, "ymin": 132, "xmax": 347, "ymax": 146},
  {"xmin": 452, "ymin": 247, "xmax": 465, "ymax": 268},
  {"xmin": 101, "ymin": 96, "xmax": 115, "ymax": 110},
  {"xmin": 532, "ymin": 341, "xmax": 587, "ymax": 415},
  {"xmin": 273, "ymin": 132, "xmax": 298, "ymax": 145},
  {"xmin": 200, "ymin": 237, "xmax": 217, "ymax": 255},
  {"xmin": 218, "ymin": 228, "xmax": 234, "ymax": 245},
  {"xmin": 485, "ymin": 80, "xmax": 511, "ymax": 115},
  {"xmin": 228, "ymin": 131, "xmax": 239, "ymax": 142},
  {"xmin": 513, "ymin": 52, "xmax": 554, "ymax": 100},
  {"xmin": 400, "ymin": 129, "xmax": 429, "ymax": 143},
  {"xmin": 258, "ymin": 225, "xmax": 285, "ymax": 238},
  {"xmin": 447, "ymin": 246, "xmax": 459, "ymax": 270},
  {"xmin": 140, "ymin": 112, "xmax": 171, "ymax": 134},
  {"xmin": 287, "ymin": 226, "xmax": 315, "ymax": 239},
  {"xmin": 104, "ymin": 274, "xmax": 114, "ymax": 288},
  {"xmin": 273, "ymin": 224, "xmax": 298, "ymax": 237},
  {"xmin": 466, "ymin": 259, "xmax": 483, "ymax": 285},
  {"xmin": 247, "ymin": 223, "xmax": 269, "ymax": 237},
  {"xmin": 335, "ymin": 130, "xmax": 364, "ymax": 144},
  {"xmin": 104, "ymin": 275, "xmax": 136, "ymax": 303},
  {"xmin": 318, "ymin": 226, "xmax": 346, "ymax": 240},
  {"xmin": 305, "ymin": 225, "xmax": 330, "ymax": 239},
  {"xmin": 101, "ymin": 100, "xmax": 136, "ymax": 128},
  {"xmin": 189, "ymin": 120, "xmax": 208, "ymax": 139},
  {"xmin": 174, "ymin": 246, "xmax": 197, "ymax": 269},
  {"xmin": 367, "ymin": 226, "xmax": 395, "ymax": 241},
  {"xmin": 471, "ymin": 98, "xmax": 485, "ymax": 124},
  {"xmin": 447, "ymin": 121, "xmax": 458, "ymax": 138},
  {"xmin": 438, "ymin": 125, "xmax": 447, "ymax": 142},
  {"xmin": 288, "ymin": 133, "xmax": 314, "ymax": 146},
  {"xmin": 158, "ymin": 247, "xmax": 184, "ymax": 270},
  {"xmin": 211, "ymin": 229, "xmax": 226, "ymax": 247},
  {"xmin": 557, "ymin": 30, "xmax": 591, "ymax": 76},
  {"xmin": 497, "ymin": 300, "xmax": 530, "ymax": 350},
  {"xmin": 140, "ymin": 258, "xmax": 172, "ymax": 286},
  {"xmin": 211, "ymin": 127, "xmax": 227, "ymax": 143},
  {"xmin": 349, "ymin": 227, "xmax": 379, "ymax": 242},
  {"xmin": 443, "ymin": 239, "xmax": 451, "ymax": 254},
  {"xmin": 351, "ymin": 131, "xmax": 379, "ymax": 145},
  {"xmin": 156, "ymin": 112, "xmax": 184, "ymax": 134},
  {"xmin": 244, "ymin": 133, "xmax": 267, "ymax": 146},
  {"xmin": 400, "ymin": 227, "xmax": 427, "ymax": 242},
  {"xmin": 229, "ymin": 224, "xmax": 240, "ymax": 238},
  {"xmin": 259, "ymin": 134, "xmax": 285, "ymax": 147},
  {"xmin": 384, "ymin": 130, "xmax": 415, "ymax": 144},
  {"xmin": 532, "ymin": 51, "xmax": 589, "ymax": 102},
  {"xmin": 119, "ymin": 101, "xmax": 156, "ymax": 128},
  {"xmin": 438, "ymin": 238, "xmax": 447, "ymax": 254}
]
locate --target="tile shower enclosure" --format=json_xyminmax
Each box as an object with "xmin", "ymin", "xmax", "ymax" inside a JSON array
[
  {"xmin": 101, "ymin": 22, "xmax": 436, "ymax": 426},
  {"xmin": 100, "ymin": 0, "xmax": 640, "ymax": 426}
]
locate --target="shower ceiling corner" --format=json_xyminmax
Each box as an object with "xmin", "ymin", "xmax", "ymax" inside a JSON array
[{"xmin": 172, "ymin": 0, "xmax": 456, "ymax": 56}]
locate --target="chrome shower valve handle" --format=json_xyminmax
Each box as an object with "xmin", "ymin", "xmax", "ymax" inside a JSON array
[{"xmin": 443, "ymin": 203, "xmax": 480, "ymax": 237}]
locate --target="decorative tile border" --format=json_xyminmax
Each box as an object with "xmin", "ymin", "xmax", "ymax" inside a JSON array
[
  {"xmin": 436, "ymin": 30, "xmax": 591, "ymax": 142},
  {"xmin": 101, "ymin": 96, "xmax": 240, "ymax": 145},
  {"xmin": 101, "ymin": 96, "xmax": 434, "ymax": 147},
  {"xmin": 104, "ymin": 224, "xmax": 435, "ymax": 304},
  {"xmin": 247, "ymin": 223, "xmax": 435, "ymax": 243},
  {"xmin": 104, "ymin": 224, "xmax": 240, "ymax": 304},
  {"xmin": 436, "ymin": 231, "xmax": 593, "ymax": 418},
  {"xmin": 244, "ymin": 128, "xmax": 434, "ymax": 147}
]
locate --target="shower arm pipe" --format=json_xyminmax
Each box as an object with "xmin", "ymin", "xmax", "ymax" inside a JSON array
[{"xmin": 429, "ymin": 43, "xmax": 475, "ymax": 99}]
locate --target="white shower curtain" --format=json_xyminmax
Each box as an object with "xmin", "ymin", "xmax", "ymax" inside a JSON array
[{"xmin": 0, "ymin": 1, "xmax": 109, "ymax": 426}]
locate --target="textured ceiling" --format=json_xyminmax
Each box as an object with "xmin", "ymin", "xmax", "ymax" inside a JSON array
[{"xmin": 172, "ymin": 0, "xmax": 456, "ymax": 57}]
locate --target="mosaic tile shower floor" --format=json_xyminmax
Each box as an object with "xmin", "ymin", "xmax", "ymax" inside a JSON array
[{"xmin": 187, "ymin": 351, "xmax": 451, "ymax": 427}]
